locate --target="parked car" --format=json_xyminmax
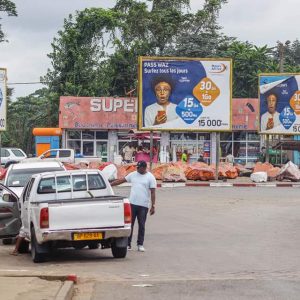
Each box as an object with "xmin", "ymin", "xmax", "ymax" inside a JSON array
[
  {"xmin": 22, "ymin": 148, "xmax": 101, "ymax": 164},
  {"xmin": 0, "ymin": 170, "xmax": 131, "ymax": 262},
  {"xmin": 1, "ymin": 161, "xmax": 66, "ymax": 245},
  {"xmin": 0, "ymin": 148, "xmax": 27, "ymax": 166},
  {"xmin": 4, "ymin": 161, "xmax": 66, "ymax": 197}
]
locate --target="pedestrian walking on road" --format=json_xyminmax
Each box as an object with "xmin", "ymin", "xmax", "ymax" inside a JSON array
[{"xmin": 111, "ymin": 160, "xmax": 157, "ymax": 252}]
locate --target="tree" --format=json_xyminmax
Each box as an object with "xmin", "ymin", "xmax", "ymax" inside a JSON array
[
  {"xmin": 2, "ymin": 89, "xmax": 52, "ymax": 153},
  {"xmin": 0, "ymin": 0, "xmax": 17, "ymax": 42},
  {"xmin": 217, "ymin": 41, "xmax": 276, "ymax": 98},
  {"xmin": 273, "ymin": 39, "xmax": 300, "ymax": 72},
  {"xmin": 171, "ymin": 0, "xmax": 229, "ymax": 57},
  {"xmin": 44, "ymin": 0, "xmax": 228, "ymax": 98}
]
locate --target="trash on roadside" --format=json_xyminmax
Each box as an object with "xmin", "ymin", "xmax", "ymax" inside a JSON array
[
  {"xmin": 277, "ymin": 161, "xmax": 300, "ymax": 182},
  {"xmin": 251, "ymin": 172, "xmax": 268, "ymax": 183}
]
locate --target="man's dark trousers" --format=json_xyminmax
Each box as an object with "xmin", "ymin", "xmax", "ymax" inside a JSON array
[{"xmin": 128, "ymin": 204, "xmax": 149, "ymax": 247}]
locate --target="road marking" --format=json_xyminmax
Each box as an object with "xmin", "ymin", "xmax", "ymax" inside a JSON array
[
  {"xmin": 161, "ymin": 183, "xmax": 186, "ymax": 188},
  {"xmin": 132, "ymin": 284, "xmax": 153, "ymax": 287},
  {"xmin": 210, "ymin": 183, "xmax": 233, "ymax": 187}
]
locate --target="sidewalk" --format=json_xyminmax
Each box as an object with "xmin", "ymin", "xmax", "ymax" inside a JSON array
[
  {"xmin": 0, "ymin": 276, "xmax": 63, "ymax": 300},
  {"xmin": 120, "ymin": 176, "xmax": 300, "ymax": 188}
]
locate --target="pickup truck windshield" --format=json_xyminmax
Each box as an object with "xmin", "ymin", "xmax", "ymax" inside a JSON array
[
  {"xmin": 38, "ymin": 174, "xmax": 106, "ymax": 194},
  {"xmin": 7, "ymin": 167, "xmax": 64, "ymax": 187}
]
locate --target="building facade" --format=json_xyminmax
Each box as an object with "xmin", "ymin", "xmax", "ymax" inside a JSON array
[{"xmin": 59, "ymin": 96, "xmax": 262, "ymax": 164}]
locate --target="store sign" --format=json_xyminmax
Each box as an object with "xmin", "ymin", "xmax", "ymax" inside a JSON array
[
  {"xmin": 59, "ymin": 96, "xmax": 138, "ymax": 129},
  {"xmin": 232, "ymin": 98, "xmax": 259, "ymax": 131},
  {"xmin": 0, "ymin": 69, "xmax": 7, "ymax": 131},
  {"xmin": 259, "ymin": 74, "xmax": 300, "ymax": 134},
  {"xmin": 138, "ymin": 57, "xmax": 232, "ymax": 131}
]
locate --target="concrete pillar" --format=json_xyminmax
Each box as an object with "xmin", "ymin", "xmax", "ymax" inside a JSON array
[
  {"xmin": 211, "ymin": 132, "xmax": 217, "ymax": 164},
  {"xmin": 160, "ymin": 132, "xmax": 170, "ymax": 163},
  {"xmin": 108, "ymin": 130, "xmax": 118, "ymax": 162}
]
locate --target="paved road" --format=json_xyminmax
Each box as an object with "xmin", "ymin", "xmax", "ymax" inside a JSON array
[{"xmin": 0, "ymin": 187, "xmax": 300, "ymax": 299}]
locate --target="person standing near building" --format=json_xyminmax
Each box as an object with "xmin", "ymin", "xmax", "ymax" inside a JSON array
[
  {"xmin": 111, "ymin": 160, "xmax": 157, "ymax": 252},
  {"xmin": 181, "ymin": 150, "xmax": 188, "ymax": 163},
  {"xmin": 122, "ymin": 143, "xmax": 135, "ymax": 163}
]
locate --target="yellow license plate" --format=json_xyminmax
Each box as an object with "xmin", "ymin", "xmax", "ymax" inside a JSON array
[{"xmin": 73, "ymin": 232, "xmax": 103, "ymax": 241}]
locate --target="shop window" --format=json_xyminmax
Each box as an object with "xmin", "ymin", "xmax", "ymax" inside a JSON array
[
  {"xmin": 68, "ymin": 131, "xmax": 81, "ymax": 140},
  {"xmin": 96, "ymin": 142, "xmax": 108, "ymax": 161},
  {"xmin": 233, "ymin": 142, "xmax": 247, "ymax": 161},
  {"xmin": 170, "ymin": 133, "xmax": 185, "ymax": 140},
  {"xmin": 234, "ymin": 132, "xmax": 246, "ymax": 141},
  {"xmin": 220, "ymin": 142, "xmax": 232, "ymax": 157},
  {"xmin": 220, "ymin": 133, "xmax": 233, "ymax": 141},
  {"xmin": 198, "ymin": 133, "xmax": 210, "ymax": 140},
  {"xmin": 96, "ymin": 131, "xmax": 109, "ymax": 139},
  {"xmin": 247, "ymin": 142, "xmax": 260, "ymax": 160},
  {"xmin": 83, "ymin": 141, "xmax": 94, "ymax": 156},
  {"xmin": 67, "ymin": 141, "xmax": 81, "ymax": 155},
  {"xmin": 82, "ymin": 131, "xmax": 95, "ymax": 139},
  {"xmin": 247, "ymin": 132, "xmax": 260, "ymax": 141},
  {"xmin": 184, "ymin": 133, "xmax": 197, "ymax": 140}
]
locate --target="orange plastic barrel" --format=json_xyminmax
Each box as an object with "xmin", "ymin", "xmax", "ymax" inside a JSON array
[{"xmin": 33, "ymin": 128, "xmax": 62, "ymax": 136}]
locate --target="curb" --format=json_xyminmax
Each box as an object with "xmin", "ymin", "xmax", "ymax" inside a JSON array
[
  {"xmin": 0, "ymin": 272, "xmax": 77, "ymax": 300},
  {"xmin": 119, "ymin": 182, "xmax": 300, "ymax": 188},
  {"xmin": 55, "ymin": 281, "xmax": 74, "ymax": 300}
]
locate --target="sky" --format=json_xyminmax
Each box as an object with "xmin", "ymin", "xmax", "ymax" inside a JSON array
[{"xmin": 0, "ymin": 0, "xmax": 299, "ymax": 100}]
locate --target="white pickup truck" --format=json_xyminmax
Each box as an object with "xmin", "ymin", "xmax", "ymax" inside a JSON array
[
  {"xmin": 0, "ymin": 170, "xmax": 131, "ymax": 263},
  {"xmin": 22, "ymin": 149, "xmax": 101, "ymax": 164}
]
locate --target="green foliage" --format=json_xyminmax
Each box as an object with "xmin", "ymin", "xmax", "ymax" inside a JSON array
[
  {"xmin": 2, "ymin": 89, "xmax": 52, "ymax": 153},
  {"xmin": 0, "ymin": 0, "xmax": 17, "ymax": 42},
  {"xmin": 6, "ymin": 0, "xmax": 300, "ymax": 152},
  {"xmin": 218, "ymin": 41, "xmax": 277, "ymax": 97}
]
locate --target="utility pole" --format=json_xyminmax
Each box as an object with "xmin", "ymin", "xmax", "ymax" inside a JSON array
[{"xmin": 278, "ymin": 42, "xmax": 285, "ymax": 73}]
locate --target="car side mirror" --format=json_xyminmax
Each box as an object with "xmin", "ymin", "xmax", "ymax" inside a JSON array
[{"xmin": 3, "ymin": 193, "xmax": 16, "ymax": 203}]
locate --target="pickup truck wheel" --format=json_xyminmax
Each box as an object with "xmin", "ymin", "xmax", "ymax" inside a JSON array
[
  {"xmin": 2, "ymin": 238, "xmax": 13, "ymax": 245},
  {"xmin": 111, "ymin": 243, "xmax": 127, "ymax": 258},
  {"xmin": 31, "ymin": 228, "xmax": 46, "ymax": 263},
  {"xmin": 18, "ymin": 240, "xmax": 29, "ymax": 253}
]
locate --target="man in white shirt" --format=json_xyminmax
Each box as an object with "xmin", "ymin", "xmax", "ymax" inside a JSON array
[
  {"xmin": 122, "ymin": 143, "xmax": 135, "ymax": 163},
  {"xmin": 111, "ymin": 160, "xmax": 157, "ymax": 252},
  {"xmin": 261, "ymin": 93, "xmax": 281, "ymax": 131},
  {"xmin": 144, "ymin": 80, "xmax": 178, "ymax": 127}
]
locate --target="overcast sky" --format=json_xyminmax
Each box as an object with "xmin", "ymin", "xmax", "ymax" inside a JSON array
[{"xmin": 0, "ymin": 0, "xmax": 299, "ymax": 100}]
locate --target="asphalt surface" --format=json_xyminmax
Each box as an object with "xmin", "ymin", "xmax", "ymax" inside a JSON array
[{"xmin": 0, "ymin": 187, "xmax": 300, "ymax": 299}]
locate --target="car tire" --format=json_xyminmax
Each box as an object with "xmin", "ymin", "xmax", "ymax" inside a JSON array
[
  {"xmin": 2, "ymin": 238, "xmax": 13, "ymax": 245},
  {"xmin": 31, "ymin": 228, "xmax": 47, "ymax": 263},
  {"xmin": 18, "ymin": 240, "xmax": 30, "ymax": 253},
  {"xmin": 111, "ymin": 242, "xmax": 127, "ymax": 258},
  {"xmin": 88, "ymin": 242, "xmax": 100, "ymax": 250}
]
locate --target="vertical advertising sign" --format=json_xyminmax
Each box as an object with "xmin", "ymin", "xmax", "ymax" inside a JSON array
[
  {"xmin": 138, "ymin": 57, "xmax": 232, "ymax": 131},
  {"xmin": 0, "ymin": 69, "xmax": 7, "ymax": 131},
  {"xmin": 259, "ymin": 73, "xmax": 300, "ymax": 134}
]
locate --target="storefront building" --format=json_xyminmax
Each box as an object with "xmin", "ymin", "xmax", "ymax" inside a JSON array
[
  {"xmin": 59, "ymin": 96, "xmax": 262, "ymax": 164},
  {"xmin": 59, "ymin": 96, "xmax": 138, "ymax": 162}
]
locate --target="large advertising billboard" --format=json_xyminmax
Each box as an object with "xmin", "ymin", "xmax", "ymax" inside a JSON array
[
  {"xmin": 59, "ymin": 96, "xmax": 137, "ymax": 129},
  {"xmin": 0, "ymin": 69, "xmax": 7, "ymax": 131},
  {"xmin": 138, "ymin": 57, "xmax": 232, "ymax": 131},
  {"xmin": 259, "ymin": 73, "xmax": 300, "ymax": 134}
]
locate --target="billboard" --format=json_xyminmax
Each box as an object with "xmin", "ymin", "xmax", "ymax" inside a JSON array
[
  {"xmin": 232, "ymin": 98, "xmax": 259, "ymax": 131},
  {"xmin": 59, "ymin": 96, "xmax": 137, "ymax": 129},
  {"xmin": 259, "ymin": 74, "xmax": 300, "ymax": 134},
  {"xmin": 138, "ymin": 57, "xmax": 232, "ymax": 131},
  {"xmin": 0, "ymin": 69, "xmax": 7, "ymax": 131}
]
